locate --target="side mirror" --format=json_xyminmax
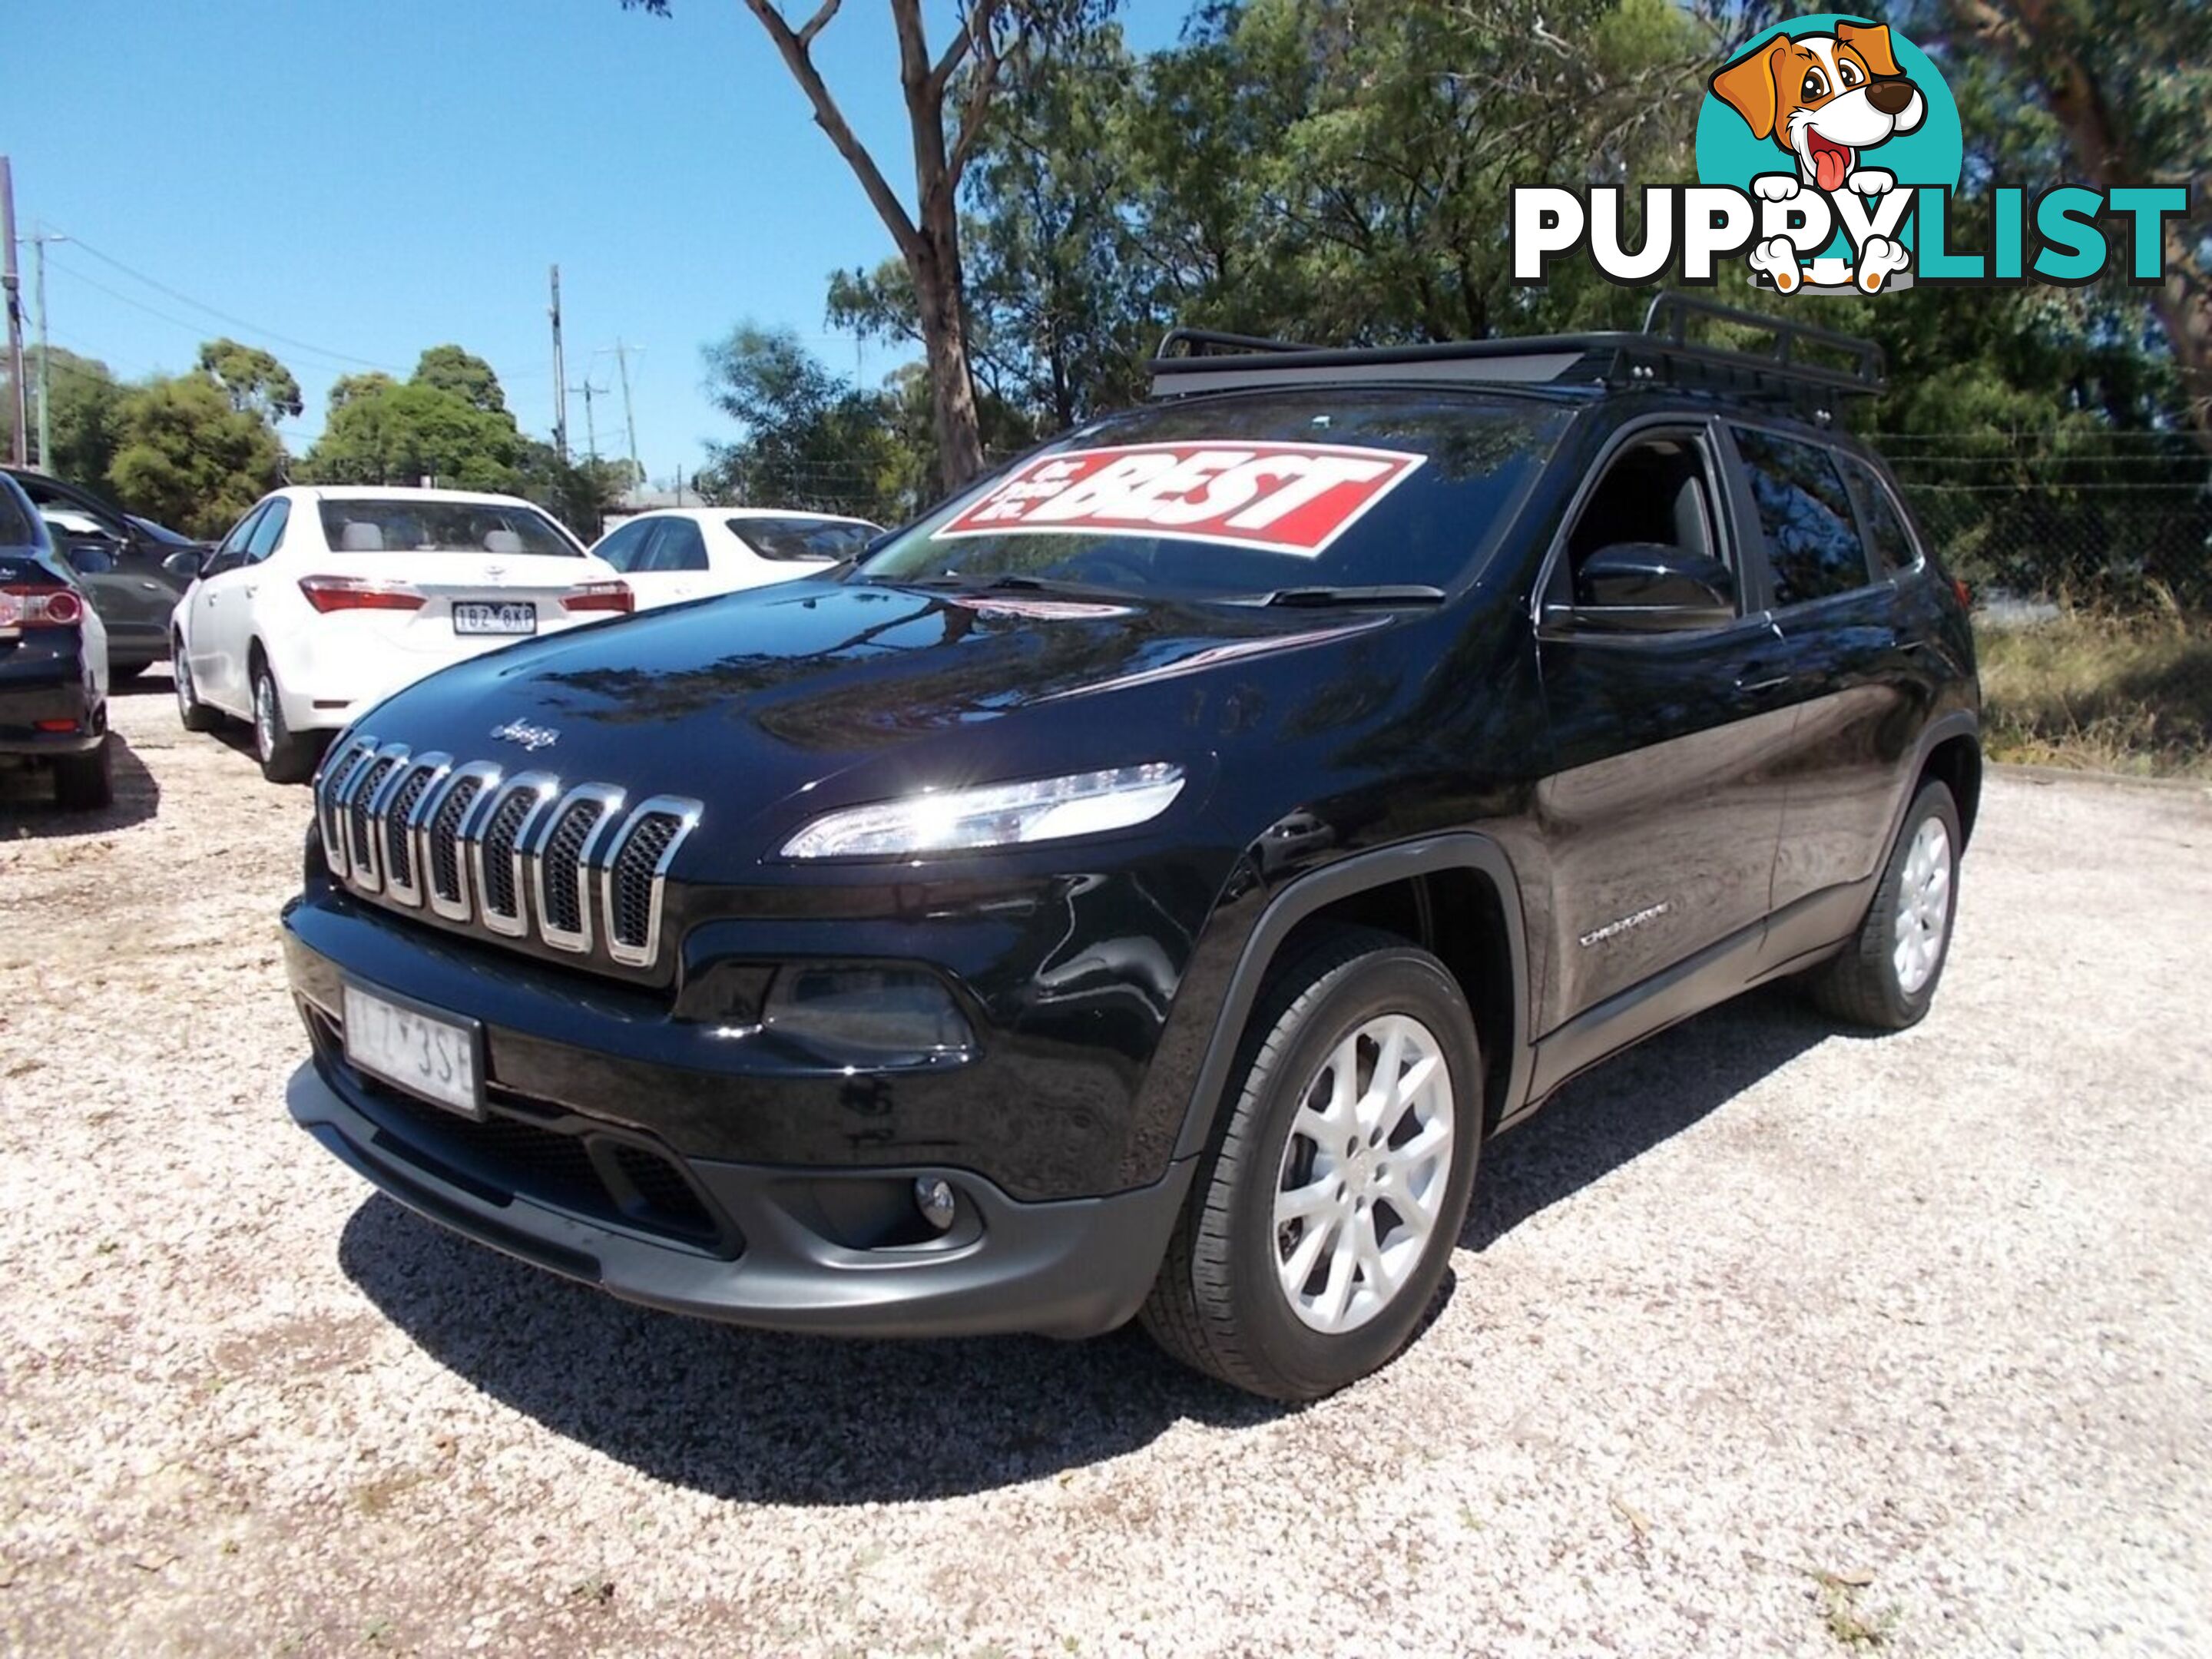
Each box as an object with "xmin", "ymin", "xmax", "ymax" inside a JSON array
[
  {"xmin": 1547, "ymin": 542, "xmax": 1737, "ymax": 634},
  {"xmin": 164, "ymin": 549, "xmax": 209, "ymax": 583}
]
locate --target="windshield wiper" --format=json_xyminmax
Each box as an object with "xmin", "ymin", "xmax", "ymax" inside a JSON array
[{"xmin": 1260, "ymin": 584, "xmax": 1447, "ymax": 608}]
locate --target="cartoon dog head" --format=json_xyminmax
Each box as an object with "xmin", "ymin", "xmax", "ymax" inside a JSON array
[{"xmin": 1710, "ymin": 23, "xmax": 1926, "ymax": 194}]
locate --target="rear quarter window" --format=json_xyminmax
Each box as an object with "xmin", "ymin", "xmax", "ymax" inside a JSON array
[{"xmin": 1730, "ymin": 426, "xmax": 1873, "ymax": 607}]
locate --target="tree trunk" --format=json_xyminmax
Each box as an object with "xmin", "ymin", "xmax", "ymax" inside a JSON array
[{"xmin": 913, "ymin": 181, "xmax": 988, "ymax": 489}]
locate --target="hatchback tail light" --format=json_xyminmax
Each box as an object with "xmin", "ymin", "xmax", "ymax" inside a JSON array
[
  {"xmin": 0, "ymin": 584, "xmax": 84, "ymax": 629},
  {"xmin": 562, "ymin": 581, "xmax": 634, "ymax": 614},
  {"xmin": 299, "ymin": 575, "xmax": 426, "ymax": 614}
]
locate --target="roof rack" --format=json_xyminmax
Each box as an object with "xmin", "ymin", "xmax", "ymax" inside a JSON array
[{"xmin": 1147, "ymin": 293, "xmax": 1887, "ymax": 412}]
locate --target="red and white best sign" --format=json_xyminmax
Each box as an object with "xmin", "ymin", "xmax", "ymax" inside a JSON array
[{"xmin": 932, "ymin": 441, "xmax": 1427, "ymax": 558}]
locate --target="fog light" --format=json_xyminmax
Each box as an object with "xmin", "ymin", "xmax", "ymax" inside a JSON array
[{"xmin": 913, "ymin": 1177, "xmax": 957, "ymax": 1231}]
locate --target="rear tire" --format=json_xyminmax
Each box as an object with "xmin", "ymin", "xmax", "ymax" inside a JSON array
[
  {"xmin": 251, "ymin": 659, "xmax": 320, "ymax": 784},
  {"xmin": 1141, "ymin": 926, "xmax": 1482, "ymax": 1401},
  {"xmin": 174, "ymin": 638, "xmax": 221, "ymax": 733},
  {"xmin": 1806, "ymin": 780, "xmax": 1962, "ymax": 1031},
  {"xmin": 51, "ymin": 737, "xmax": 114, "ymax": 811}
]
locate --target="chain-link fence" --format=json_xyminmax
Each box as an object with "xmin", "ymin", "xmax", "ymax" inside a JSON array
[{"xmin": 1883, "ymin": 439, "xmax": 2211, "ymax": 776}]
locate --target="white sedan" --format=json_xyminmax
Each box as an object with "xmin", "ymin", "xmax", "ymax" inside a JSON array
[
  {"xmin": 171, "ymin": 486, "xmax": 631, "ymax": 781},
  {"xmin": 586, "ymin": 508, "xmax": 880, "ymax": 610}
]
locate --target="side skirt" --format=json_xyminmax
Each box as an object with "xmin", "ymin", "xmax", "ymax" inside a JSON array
[{"xmin": 1504, "ymin": 874, "xmax": 1876, "ymax": 1128}]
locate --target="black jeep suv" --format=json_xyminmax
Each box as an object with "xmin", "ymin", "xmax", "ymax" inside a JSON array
[{"xmin": 283, "ymin": 298, "xmax": 1979, "ymax": 1400}]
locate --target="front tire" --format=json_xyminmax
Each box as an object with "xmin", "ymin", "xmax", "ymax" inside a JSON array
[
  {"xmin": 1141, "ymin": 926, "xmax": 1482, "ymax": 1401},
  {"xmin": 1806, "ymin": 780, "xmax": 1962, "ymax": 1030},
  {"xmin": 250, "ymin": 660, "xmax": 319, "ymax": 784},
  {"xmin": 174, "ymin": 638, "xmax": 220, "ymax": 733},
  {"xmin": 51, "ymin": 737, "xmax": 114, "ymax": 811}
]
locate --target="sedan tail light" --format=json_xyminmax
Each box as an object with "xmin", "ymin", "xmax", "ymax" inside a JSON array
[
  {"xmin": 561, "ymin": 581, "xmax": 634, "ymax": 614},
  {"xmin": 0, "ymin": 584, "xmax": 84, "ymax": 628},
  {"xmin": 299, "ymin": 575, "xmax": 426, "ymax": 614}
]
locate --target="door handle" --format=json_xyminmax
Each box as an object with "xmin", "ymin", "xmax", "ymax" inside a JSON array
[
  {"xmin": 139, "ymin": 580, "xmax": 162, "ymax": 591},
  {"xmin": 242, "ymin": 585, "xmax": 257, "ymax": 598},
  {"xmin": 1736, "ymin": 667, "xmax": 1794, "ymax": 694}
]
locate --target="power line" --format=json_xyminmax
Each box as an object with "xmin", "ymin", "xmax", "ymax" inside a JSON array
[{"xmin": 50, "ymin": 227, "xmax": 400, "ymax": 372}]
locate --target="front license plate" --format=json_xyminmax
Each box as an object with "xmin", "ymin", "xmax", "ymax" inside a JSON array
[
  {"xmin": 452, "ymin": 601, "xmax": 537, "ymax": 636},
  {"xmin": 342, "ymin": 983, "xmax": 483, "ymax": 1118}
]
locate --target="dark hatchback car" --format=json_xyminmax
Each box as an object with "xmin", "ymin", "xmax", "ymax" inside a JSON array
[
  {"xmin": 283, "ymin": 300, "xmax": 1979, "ymax": 1399},
  {"xmin": 3, "ymin": 467, "xmax": 204, "ymax": 679},
  {"xmin": 0, "ymin": 472, "xmax": 112, "ymax": 809}
]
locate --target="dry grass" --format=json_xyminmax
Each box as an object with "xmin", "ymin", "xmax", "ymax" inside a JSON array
[{"xmin": 1976, "ymin": 601, "xmax": 2212, "ymax": 778}]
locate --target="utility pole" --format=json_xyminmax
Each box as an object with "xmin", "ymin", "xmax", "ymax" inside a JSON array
[
  {"xmin": 548, "ymin": 264, "xmax": 568, "ymax": 465},
  {"xmin": 1, "ymin": 158, "xmax": 27, "ymax": 467},
  {"xmin": 28, "ymin": 229, "xmax": 66, "ymax": 472},
  {"xmin": 598, "ymin": 341, "xmax": 643, "ymax": 487},
  {"xmin": 568, "ymin": 378, "xmax": 607, "ymax": 461}
]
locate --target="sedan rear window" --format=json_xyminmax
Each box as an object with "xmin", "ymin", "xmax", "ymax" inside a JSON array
[
  {"xmin": 316, "ymin": 500, "xmax": 581, "ymax": 557},
  {"xmin": 858, "ymin": 390, "xmax": 1566, "ymax": 598},
  {"xmin": 732, "ymin": 517, "xmax": 880, "ymax": 562}
]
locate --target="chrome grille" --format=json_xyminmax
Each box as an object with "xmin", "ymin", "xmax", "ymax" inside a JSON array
[
  {"xmin": 377, "ymin": 753, "xmax": 450, "ymax": 906},
  {"xmin": 312, "ymin": 742, "xmax": 698, "ymax": 973}
]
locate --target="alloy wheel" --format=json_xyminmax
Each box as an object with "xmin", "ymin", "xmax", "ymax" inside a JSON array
[
  {"xmin": 253, "ymin": 674, "xmax": 276, "ymax": 763},
  {"xmin": 1892, "ymin": 816, "xmax": 1952, "ymax": 995},
  {"xmin": 1271, "ymin": 1013, "xmax": 1455, "ymax": 1335}
]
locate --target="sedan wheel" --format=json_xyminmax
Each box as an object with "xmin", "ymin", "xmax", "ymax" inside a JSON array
[{"xmin": 173, "ymin": 641, "xmax": 220, "ymax": 733}]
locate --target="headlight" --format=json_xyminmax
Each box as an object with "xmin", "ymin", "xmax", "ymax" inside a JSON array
[{"xmin": 779, "ymin": 763, "xmax": 1187, "ymax": 859}]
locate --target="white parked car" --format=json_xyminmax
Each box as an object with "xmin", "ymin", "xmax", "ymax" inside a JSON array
[
  {"xmin": 171, "ymin": 486, "xmax": 631, "ymax": 781},
  {"xmin": 586, "ymin": 508, "xmax": 880, "ymax": 610}
]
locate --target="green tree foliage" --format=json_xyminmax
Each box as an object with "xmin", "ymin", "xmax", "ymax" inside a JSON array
[
  {"xmin": 696, "ymin": 323, "xmax": 920, "ymax": 521},
  {"xmin": 196, "ymin": 338, "xmax": 305, "ymax": 422},
  {"xmin": 0, "ymin": 347, "xmax": 128, "ymax": 486},
  {"xmin": 412, "ymin": 344, "xmax": 508, "ymax": 415},
  {"xmin": 303, "ymin": 354, "xmax": 520, "ymax": 491},
  {"xmin": 108, "ymin": 373, "xmax": 285, "ymax": 538}
]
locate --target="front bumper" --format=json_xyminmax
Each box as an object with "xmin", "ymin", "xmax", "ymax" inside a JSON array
[{"xmin": 289, "ymin": 1057, "xmax": 1191, "ymax": 1339}]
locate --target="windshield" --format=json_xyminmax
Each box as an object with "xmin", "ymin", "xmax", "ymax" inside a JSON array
[
  {"xmin": 733, "ymin": 516, "xmax": 880, "ymax": 563},
  {"xmin": 316, "ymin": 499, "xmax": 581, "ymax": 557},
  {"xmin": 857, "ymin": 390, "xmax": 1566, "ymax": 598}
]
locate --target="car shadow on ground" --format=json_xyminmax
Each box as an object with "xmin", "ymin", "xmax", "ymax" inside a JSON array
[
  {"xmin": 339, "ymin": 1194, "xmax": 1284, "ymax": 1504},
  {"xmin": 0, "ymin": 730, "xmax": 159, "ymax": 834},
  {"xmin": 1463, "ymin": 983, "xmax": 1833, "ymax": 1250},
  {"xmin": 339, "ymin": 983, "xmax": 1839, "ymax": 1504}
]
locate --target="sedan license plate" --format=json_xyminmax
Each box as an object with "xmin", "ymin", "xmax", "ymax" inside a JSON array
[
  {"xmin": 342, "ymin": 983, "xmax": 483, "ymax": 1118},
  {"xmin": 452, "ymin": 601, "xmax": 536, "ymax": 637}
]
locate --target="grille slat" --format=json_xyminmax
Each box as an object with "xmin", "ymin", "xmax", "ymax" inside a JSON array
[
  {"xmin": 479, "ymin": 789, "xmax": 538, "ymax": 921},
  {"xmin": 429, "ymin": 776, "xmax": 487, "ymax": 906},
  {"xmin": 382, "ymin": 768, "xmax": 437, "ymax": 892}
]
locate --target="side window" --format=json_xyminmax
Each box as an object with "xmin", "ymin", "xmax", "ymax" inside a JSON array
[
  {"xmin": 593, "ymin": 519, "xmax": 653, "ymax": 574},
  {"xmin": 1730, "ymin": 427, "xmax": 1872, "ymax": 608},
  {"xmin": 1839, "ymin": 458, "xmax": 1922, "ymax": 576},
  {"xmin": 1553, "ymin": 432, "xmax": 1732, "ymax": 611},
  {"xmin": 648, "ymin": 518, "xmax": 710, "ymax": 573},
  {"xmin": 246, "ymin": 498, "xmax": 290, "ymax": 563},
  {"xmin": 206, "ymin": 504, "xmax": 267, "ymax": 575}
]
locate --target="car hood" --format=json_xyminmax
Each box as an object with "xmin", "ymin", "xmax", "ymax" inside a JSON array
[{"xmin": 353, "ymin": 578, "xmax": 1399, "ymax": 850}]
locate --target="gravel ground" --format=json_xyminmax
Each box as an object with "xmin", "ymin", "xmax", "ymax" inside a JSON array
[{"xmin": 2, "ymin": 680, "xmax": 2209, "ymax": 1658}]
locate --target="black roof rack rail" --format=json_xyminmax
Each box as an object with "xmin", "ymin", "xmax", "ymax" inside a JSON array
[
  {"xmin": 1147, "ymin": 292, "xmax": 1887, "ymax": 412},
  {"xmin": 1154, "ymin": 326, "xmax": 1319, "ymax": 358}
]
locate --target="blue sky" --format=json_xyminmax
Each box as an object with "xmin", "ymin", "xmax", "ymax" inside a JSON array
[{"xmin": 8, "ymin": 0, "xmax": 1191, "ymax": 484}]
